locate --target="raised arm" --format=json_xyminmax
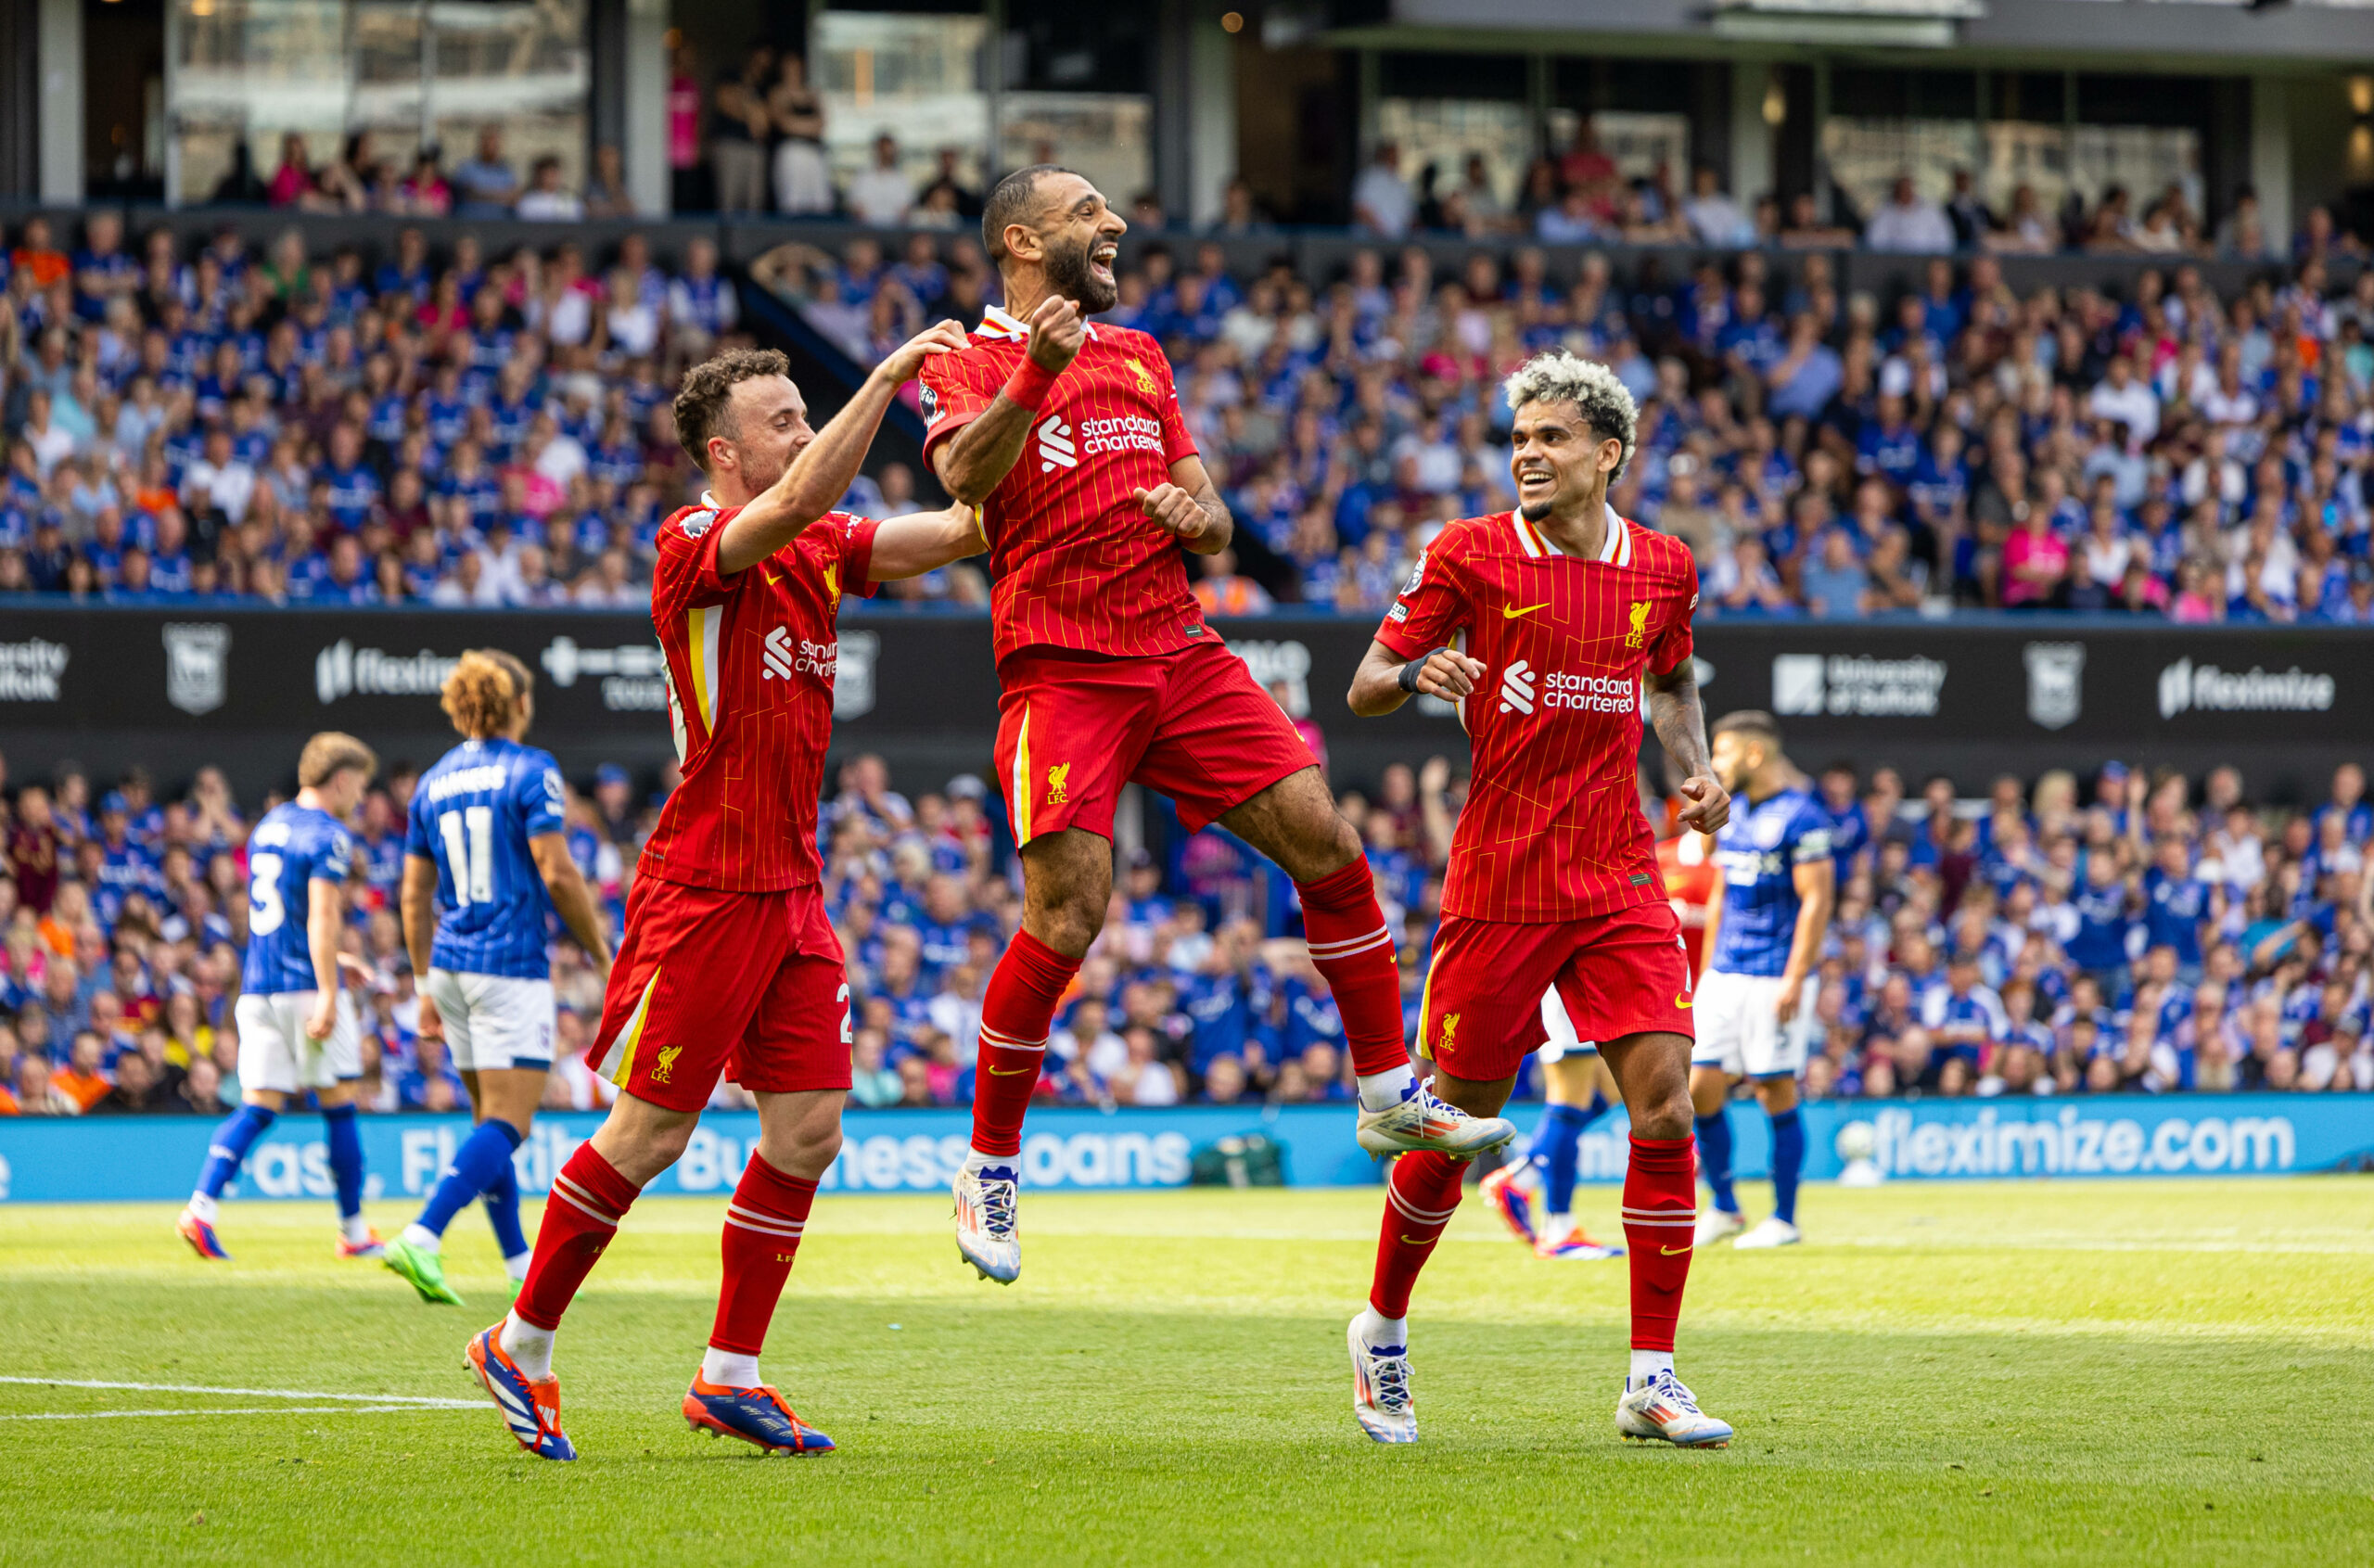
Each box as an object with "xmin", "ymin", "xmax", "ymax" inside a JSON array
[
  {"xmin": 931, "ymin": 296, "xmax": 1085, "ymax": 505},
  {"xmin": 868, "ymin": 504, "xmax": 989, "ymax": 580},
  {"xmin": 716, "ymin": 321, "xmax": 970, "ymax": 576},
  {"xmin": 1645, "ymin": 659, "xmax": 1731, "ymax": 835}
]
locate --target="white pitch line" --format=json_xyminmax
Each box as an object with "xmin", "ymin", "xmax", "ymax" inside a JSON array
[
  {"xmin": 0, "ymin": 1406, "xmax": 473, "ymax": 1421},
  {"xmin": 0, "ymin": 1376, "xmax": 479, "ymax": 1409}
]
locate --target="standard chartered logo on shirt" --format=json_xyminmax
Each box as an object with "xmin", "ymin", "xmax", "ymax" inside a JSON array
[
  {"xmin": 1036, "ymin": 415, "xmax": 1078, "ymax": 472},
  {"xmin": 1498, "ymin": 659, "xmax": 1536, "ymax": 714}
]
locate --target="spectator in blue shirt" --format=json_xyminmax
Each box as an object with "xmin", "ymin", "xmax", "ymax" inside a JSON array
[{"xmin": 2140, "ymin": 835, "xmax": 2212, "ymax": 975}]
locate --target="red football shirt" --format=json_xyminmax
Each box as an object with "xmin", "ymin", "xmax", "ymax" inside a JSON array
[
  {"xmin": 638, "ymin": 500, "xmax": 878, "ymax": 893},
  {"xmin": 919, "ymin": 304, "xmax": 1204, "ymax": 664},
  {"xmin": 1374, "ymin": 510, "xmax": 1698, "ymax": 923}
]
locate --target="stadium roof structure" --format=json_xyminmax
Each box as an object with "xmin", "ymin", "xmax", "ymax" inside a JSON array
[{"xmin": 1327, "ymin": 0, "xmax": 2374, "ymax": 69}]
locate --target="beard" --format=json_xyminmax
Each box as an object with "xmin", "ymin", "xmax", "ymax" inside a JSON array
[
  {"xmin": 1519, "ymin": 497, "xmax": 1555, "ymax": 522},
  {"xmin": 1044, "ymin": 231, "xmax": 1118, "ymax": 314},
  {"xmin": 728, "ymin": 440, "xmax": 788, "ymax": 498}
]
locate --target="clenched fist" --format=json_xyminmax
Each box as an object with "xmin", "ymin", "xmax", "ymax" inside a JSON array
[
  {"xmin": 1027, "ymin": 296, "xmax": 1086, "ymax": 375},
  {"xmin": 1135, "ymin": 483, "xmax": 1212, "ymax": 544}
]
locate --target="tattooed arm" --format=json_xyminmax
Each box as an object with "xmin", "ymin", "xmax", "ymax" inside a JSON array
[{"xmin": 1644, "ymin": 659, "xmax": 1730, "ymax": 835}]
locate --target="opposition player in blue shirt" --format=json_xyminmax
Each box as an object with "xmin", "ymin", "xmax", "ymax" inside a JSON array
[
  {"xmin": 178, "ymin": 733, "xmax": 381, "ymax": 1261},
  {"xmin": 381, "ymin": 650, "xmax": 612, "ymax": 1307},
  {"xmin": 1691, "ymin": 712, "xmax": 1836, "ymax": 1251}
]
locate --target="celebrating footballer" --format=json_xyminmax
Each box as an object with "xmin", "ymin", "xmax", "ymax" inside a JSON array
[
  {"xmin": 1342, "ymin": 350, "xmax": 1736, "ymax": 1447},
  {"xmin": 919, "ymin": 166, "xmax": 1517, "ymax": 1286}
]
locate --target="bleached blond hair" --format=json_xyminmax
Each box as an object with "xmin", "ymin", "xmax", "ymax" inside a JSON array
[{"xmin": 1502, "ymin": 351, "xmax": 1638, "ymax": 481}]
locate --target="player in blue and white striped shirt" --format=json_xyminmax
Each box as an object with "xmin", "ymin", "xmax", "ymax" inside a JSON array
[
  {"xmin": 381, "ymin": 650, "xmax": 612, "ymax": 1307},
  {"xmin": 178, "ymin": 733, "xmax": 380, "ymax": 1261},
  {"xmin": 1691, "ymin": 711, "xmax": 1836, "ymax": 1252}
]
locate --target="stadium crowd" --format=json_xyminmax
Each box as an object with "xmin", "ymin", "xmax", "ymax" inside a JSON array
[
  {"xmin": 769, "ymin": 227, "xmax": 2374, "ymax": 623},
  {"xmin": 6, "ymin": 202, "xmax": 2374, "ymax": 620},
  {"xmin": 2, "ymin": 740, "xmax": 2368, "ymax": 1119},
  {"xmin": 0, "ymin": 211, "xmax": 748, "ymax": 609}
]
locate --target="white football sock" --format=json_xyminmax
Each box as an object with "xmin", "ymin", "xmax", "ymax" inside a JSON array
[
  {"xmin": 1355, "ymin": 1065, "xmax": 1416, "ymax": 1112},
  {"xmin": 400, "ymin": 1223, "xmax": 440, "ymax": 1252},
  {"xmin": 701, "ymin": 1348, "xmax": 761, "ymax": 1388},
  {"xmin": 1353, "ymin": 1307, "xmax": 1409, "ymax": 1349},
  {"xmin": 186, "ymin": 1192, "xmax": 219, "ymax": 1223},
  {"xmin": 340, "ymin": 1213, "xmax": 373, "ymax": 1245},
  {"xmin": 1540, "ymin": 1212, "xmax": 1572, "ymax": 1240},
  {"xmin": 963, "ymin": 1150, "xmax": 1017, "ymax": 1178},
  {"xmin": 499, "ymin": 1310, "xmax": 555, "ymax": 1381},
  {"xmin": 504, "ymin": 1251, "xmax": 531, "ymax": 1282},
  {"xmin": 1629, "ymin": 1349, "xmax": 1675, "ymax": 1383}
]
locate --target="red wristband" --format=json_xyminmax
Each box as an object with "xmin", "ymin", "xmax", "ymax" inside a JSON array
[{"xmin": 1002, "ymin": 356, "xmax": 1059, "ymax": 413}]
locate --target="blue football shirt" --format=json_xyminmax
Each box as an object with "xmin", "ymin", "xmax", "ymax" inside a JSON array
[
  {"xmin": 1710, "ymin": 786, "xmax": 1834, "ymax": 979},
  {"xmin": 241, "ymin": 803, "xmax": 354, "ymax": 995},
  {"xmin": 404, "ymin": 737, "xmax": 566, "ymax": 980}
]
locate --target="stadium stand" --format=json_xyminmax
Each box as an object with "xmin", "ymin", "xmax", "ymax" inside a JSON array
[
  {"xmin": 2, "ymin": 739, "xmax": 2369, "ymax": 1118},
  {"xmin": 761, "ymin": 230, "xmax": 2374, "ymax": 623},
  {"xmin": 8, "ymin": 209, "xmax": 2363, "ymax": 623}
]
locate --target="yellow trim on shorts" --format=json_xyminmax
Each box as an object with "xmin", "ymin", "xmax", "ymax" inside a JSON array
[
  {"xmin": 1011, "ymin": 701, "xmax": 1034, "ymax": 845},
  {"xmin": 606, "ymin": 969, "xmax": 661, "ymax": 1088}
]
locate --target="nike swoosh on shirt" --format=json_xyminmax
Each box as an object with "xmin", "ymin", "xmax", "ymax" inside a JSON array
[{"xmin": 1501, "ymin": 602, "xmax": 1549, "ymax": 619}]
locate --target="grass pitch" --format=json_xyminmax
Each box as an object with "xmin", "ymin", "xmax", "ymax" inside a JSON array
[{"xmin": 2, "ymin": 1177, "xmax": 2368, "ymax": 1566}]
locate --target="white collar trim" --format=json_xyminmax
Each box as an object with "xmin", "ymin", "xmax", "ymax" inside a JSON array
[
  {"xmin": 976, "ymin": 302, "xmax": 1098, "ymax": 343},
  {"xmin": 1510, "ymin": 509, "xmax": 1630, "ymax": 565}
]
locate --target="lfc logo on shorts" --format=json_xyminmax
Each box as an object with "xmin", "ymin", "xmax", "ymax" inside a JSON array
[
  {"xmin": 650, "ymin": 1045, "xmax": 683, "ymax": 1084},
  {"xmin": 1046, "ymin": 763, "xmax": 1070, "ymax": 805},
  {"xmin": 1435, "ymin": 1013, "xmax": 1460, "ymax": 1053},
  {"xmin": 1624, "ymin": 601, "xmax": 1651, "ymax": 649}
]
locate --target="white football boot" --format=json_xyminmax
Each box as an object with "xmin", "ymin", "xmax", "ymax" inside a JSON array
[
  {"xmin": 1693, "ymin": 1207, "xmax": 1745, "ymax": 1248},
  {"xmin": 1347, "ymin": 1318, "xmax": 1418, "ymax": 1444},
  {"xmin": 953, "ymin": 1163, "xmax": 1021, "ymax": 1283},
  {"xmin": 1731, "ymin": 1217, "xmax": 1802, "ymax": 1250},
  {"xmin": 1615, "ymin": 1370, "xmax": 1733, "ymax": 1448},
  {"xmin": 1356, "ymin": 1079, "xmax": 1519, "ymax": 1158}
]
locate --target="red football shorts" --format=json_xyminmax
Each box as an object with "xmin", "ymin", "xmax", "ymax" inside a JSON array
[
  {"xmin": 994, "ymin": 638, "xmax": 1315, "ymax": 846},
  {"xmin": 1418, "ymin": 900, "xmax": 1696, "ymax": 1081},
  {"xmin": 587, "ymin": 875, "xmax": 851, "ymax": 1113}
]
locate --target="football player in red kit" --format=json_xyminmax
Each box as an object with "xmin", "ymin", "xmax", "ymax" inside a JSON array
[
  {"xmin": 1341, "ymin": 350, "xmax": 1736, "ymax": 1447},
  {"xmin": 920, "ymin": 166, "xmax": 1515, "ymax": 1284},
  {"xmin": 463, "ymin": 329, "xmax": 990, "ymax": 1461}
]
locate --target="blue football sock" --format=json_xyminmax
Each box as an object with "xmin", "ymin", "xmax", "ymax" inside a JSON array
[
  {"xmin": 322, "ymin": 1103, "xmax": 365, "ymax": 1221},
  {"xmin": 416, "ymin": 1118, "xmax": 522, "ymax": 1240},
  {"xmin": 195, "ymin": 1103, "xmax": 276, "ymax": 1199},
  {"xmin": 1527, "ymin": 1103, "xmax": 1587, "ymax": 1217},
  {"xmin": 1769, "ymin": 1106, "xmax": 1806, "ymax": 1226},
  {"xmin": 482, "ymin": 1153, "xmax": 529, "ymax": 1263},
  {"xmin": 1695, "ymin": 1107, "xmax": 1739, "ymax": 1215}
]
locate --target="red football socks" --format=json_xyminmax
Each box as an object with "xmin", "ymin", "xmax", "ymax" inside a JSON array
[
  {"xmin": 1297, "ymin": 859, "xmax": 1410, "ymax": 1078},
  {"xmin": 515, "ymin": 1143, "xmax": 643, "ymax": 1332},
  {"xmin": 709, "ymin": 1154, "xmax": 819, "ymax": 1357},
  {"xmin": 1621, "ymin": 1134, "xmax": 1698, "ymax": 1352},
  {"xmin": 972, "ymin": 926, "xmax": 1080, "ymax": 1158},
  {"xmin": 1368, "ymin": 1151, "xmax": 1466, "ymax": 1318}
]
